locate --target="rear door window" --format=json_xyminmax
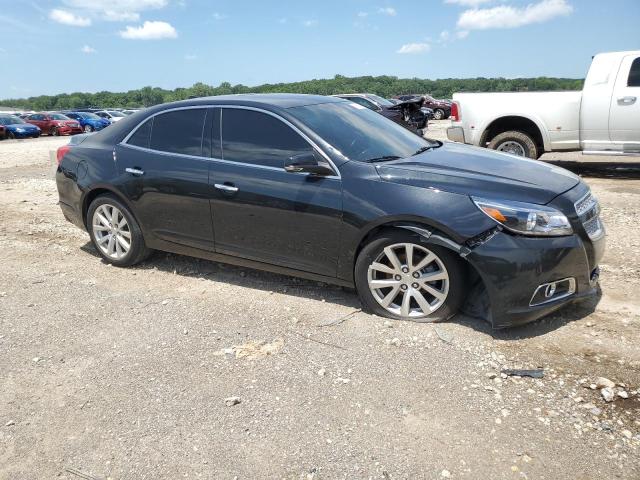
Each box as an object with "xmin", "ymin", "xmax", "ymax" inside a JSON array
[
  {"xmin": 149, "ymin": 109, "xmax": 207, "ymax": 156},
  {"xmin": 221, "ymin": 108, "xmax": 312, "ymax": 168},
  {"xmin": 628, "ymin": 57, "xmax": 640, "ymax": 87}
]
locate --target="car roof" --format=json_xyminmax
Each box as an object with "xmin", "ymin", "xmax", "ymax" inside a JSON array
[{"xmin": 158, "ymin": 93, "xmax": 346, "ymax": 110}]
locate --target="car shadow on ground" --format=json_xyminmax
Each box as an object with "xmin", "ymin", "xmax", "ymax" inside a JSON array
[
  {"xmin": 79, "ymin": 242, "xmax": 362, "ymax": 309},
  {"xmin": 546, "ymin": 161, "xmax": 640, "ymax": 179},
  {"xmin": 80, "ymin": 242, "xmax": 601, "ymax": 337}
]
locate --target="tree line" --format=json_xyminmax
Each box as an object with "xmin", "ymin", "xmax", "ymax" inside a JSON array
[{"xmin": 1, "ymin": 75, "xmax": 584, "ymax": 110}]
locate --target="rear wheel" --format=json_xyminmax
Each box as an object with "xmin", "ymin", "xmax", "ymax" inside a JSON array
[
  {"xmin": 488, "ymin": 130, "xmax": 539, "ymax": 159},
  {"xmin": 355, "ymin": 230, "xmax": 465, "ymax": 322},
  {"xmin": 7, "ymin": 131, "xmax": 15, "ymax": 140},
  {"xmin": 433, "ymin": 108, "xmax": 445, "ymax": 120},
  {"xmin": 87, "ymin": 195, "xmax": 151, "ymax": 267}
]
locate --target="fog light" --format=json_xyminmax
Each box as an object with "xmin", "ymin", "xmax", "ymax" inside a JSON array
[{"xmin": 530, "ymin": 278, "xmax": 576, "ymax": 307}]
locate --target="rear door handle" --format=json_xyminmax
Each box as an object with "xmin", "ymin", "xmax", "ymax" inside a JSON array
[
  {"xmin": 125, "ymin": 167, "xmax": 144, "ymax": 176},
  {"xmin": 618, "ymin": 96, "xmax": 637, "ymax": 105},
  {"xmin": 214, "ymin": 183, "xmax": 239, "ymax": 193}
]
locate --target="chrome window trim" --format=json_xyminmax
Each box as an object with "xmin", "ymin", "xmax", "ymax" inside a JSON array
[{"xmin": 120, "ymin": 104, "xmax": 341, "ymax": 179}]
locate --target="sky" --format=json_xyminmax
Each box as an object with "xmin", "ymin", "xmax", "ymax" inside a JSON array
[{"xmin": 0, "ymin": 0, "xmax": 638, "ymax": 98}]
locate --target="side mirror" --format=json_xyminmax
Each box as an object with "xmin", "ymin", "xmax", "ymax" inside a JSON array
[{"xmin": 285, "ymin": 151, "xmax": 334, "ymax": 176}]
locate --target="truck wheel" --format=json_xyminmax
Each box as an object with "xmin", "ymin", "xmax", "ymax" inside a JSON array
[
  {"xmin": 433, "ymin": 108, "xmax": 445, "ymax": 120},
  {"xmin": 488, "ymin": 131, "xmax": 539, "ymax": 159}
]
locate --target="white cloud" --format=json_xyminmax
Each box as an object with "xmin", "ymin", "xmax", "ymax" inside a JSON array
[
  {"xmin": 457, "ymin": 0, "xmax": 573, "ymax": 30},
  {"xmin": 184, "ymin": 53, "xmax": 197, "ymax": 60},
  {"xmin": 49, "ymin": 9, "xmax": 92, "ymax": 27},
  {"xmin": 445, "ymin": 0, "xmax": 494, "ymax": 6},
  {"xmin": 439, "ymin": 30, "xmax": 451, "ymax": 42},
  {"xmin": 303, "ymin": 19, "xmax": 318, "ymax": 27},
  {"xmin": 62, "ymin": 0, "xmax": 167, "ymax": 22},
  {"xmin": 357, "ymin": 11, "xmax": 368, "ymax": 17},
  {"xmin": 119, "ymin": 20, "xmax": 177, "ymax": 40},
  {"xmin": 81, "ymin": 45, "xmax": 96, "ymax": 53},
  {"xmin": 397, "ymin": 43, "xmax": 431, "ymax": 54},
  {"xmin": 212, "ymin": 12, "xmax": 228, "ymax": 20},
  {"xmin": 378, "ymin": 7, "xmax": 397, "ymax": 16}
]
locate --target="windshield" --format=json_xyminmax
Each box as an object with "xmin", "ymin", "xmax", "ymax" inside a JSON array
[
  {"xmin": 289, "ymin": 102, "xmax": 436, "ymax": 163},
  {"xmin": 106, "ymin": 111, "xmax": 125, "ymax": 117},
  {"xmin": 49, "ymin": 113, "xmax": 70, "ymax": 120},
  {"xmin": 367, "ymin": 94, "xmax": 394, "ymax": 107},
  {"xmin": 77, "ymin": 112, "xmax": 100, "ymax": 120},
  {"xmin": 0, "ymin": 115, "xmax": 25, "ymax": 125}
]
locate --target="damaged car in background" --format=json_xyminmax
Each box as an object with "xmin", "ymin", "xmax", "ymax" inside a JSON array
[
  {"xmin": 56, "ymin": 94, "xmax": 604, "ymax": 329},
  {"xmin": 334, "ymin": 93, "xmax": 432, "ymax": 134}
]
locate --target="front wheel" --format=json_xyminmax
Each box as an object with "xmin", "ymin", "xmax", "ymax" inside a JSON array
[
  {"xmin": 87, "ymin": 195, "xmax": 151, "ymax": 267},
  {"xmin": 488, "ymin": 130, "xmax": 539, "ymax": 159},
  {"xmin": 50, "ymin": 127, "xmax": 59, "ymax": 136},
  {"xmin": 355, "ymin": 230, "xmax": 465, "ymax": 322},
  {"xmin": 7, "ymin": 131, "xmax": 15, "ymax": 140}
]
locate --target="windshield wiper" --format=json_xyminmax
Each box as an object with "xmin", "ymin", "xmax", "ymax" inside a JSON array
[
  {"xmin": 412, "ymin": 141, "xmax": 443, "ymax": 156},
  {"xmin": 364, "ymin": 155, "xmax": 401, "ymax": 163}
]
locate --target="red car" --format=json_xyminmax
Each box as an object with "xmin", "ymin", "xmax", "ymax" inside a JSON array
[{"xmin": 25, "ymin": 112, "xmax": 83, "ymax": 136}]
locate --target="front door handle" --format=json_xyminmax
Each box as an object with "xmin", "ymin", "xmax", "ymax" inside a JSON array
[
  {"xmin": 125, "ymin": 167, "xmax": 145, "ymax": 176},
  {"xmin": 618, "ymin": 96, "xmax": 637, "ymax": 105},
  {"xmin": 214, "ymin": 183, "xmax": 239, "ymax": 193}
]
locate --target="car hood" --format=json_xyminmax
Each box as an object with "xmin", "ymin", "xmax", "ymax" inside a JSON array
[{"xmin": 376, "ymin": 142, "xmax": 580, "ymax": 205}]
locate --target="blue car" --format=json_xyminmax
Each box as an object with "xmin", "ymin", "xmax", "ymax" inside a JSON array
[
  {"xmin": 0, "ymin": 114, "xmax": 41, "ymax": 139},
  {"xmin": 65, "ymin": 112, "xmax": 111, "ymax": 133}
]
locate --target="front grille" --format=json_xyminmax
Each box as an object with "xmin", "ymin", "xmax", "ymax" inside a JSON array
[{"xmin": 575, "ymin": 192, "xmax": 604, "ymax": 240}]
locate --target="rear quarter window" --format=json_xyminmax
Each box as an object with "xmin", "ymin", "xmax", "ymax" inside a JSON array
[{"xmin": 127, "ymin": 118, "xmax": 153, "ymax": 149}]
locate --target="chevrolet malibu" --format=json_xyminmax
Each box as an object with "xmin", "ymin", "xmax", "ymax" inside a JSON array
[{"xmin": 55, "ymin": 94, "xmax": 605, "ymax": 328}]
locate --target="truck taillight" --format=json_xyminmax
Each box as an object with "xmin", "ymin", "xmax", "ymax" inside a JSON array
[
  {"xmin": 56, "ymin": 145, "xmax": 71, "ymax": 165},
  {"xmin": 451, "ymin": 102, "xmax": 460, "ymax": 122}
]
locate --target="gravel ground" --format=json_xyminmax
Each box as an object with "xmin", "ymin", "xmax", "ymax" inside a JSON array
[{"xmin": 1, "ymin": 125, "xmax": 639, "ymax": 479}]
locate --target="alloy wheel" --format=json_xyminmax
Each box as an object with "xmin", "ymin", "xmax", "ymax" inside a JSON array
[
  {"xmin": 367, "ymin": 242, "xmax": 449, "ymax": 318},
  {"xmin": 496, "ymin": 140, "xmax": 526, "ymax": 157},
  {"xmin": 92, "ymin": 204, "xmax": 132, "ymax": 259}
]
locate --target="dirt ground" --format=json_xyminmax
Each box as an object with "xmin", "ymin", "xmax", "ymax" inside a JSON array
[{"xmin": 1, "ymin": 124, "xmax": 639, "ymax": 479}]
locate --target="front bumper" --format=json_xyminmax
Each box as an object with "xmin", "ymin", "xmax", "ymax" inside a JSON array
[
  {"xmin": 58, "ymin": 126, "xmax": 83, "ymax": 135},
  {"xmin": 465, "ymin": 231, "xmax": 605, "ymax": 328},
  {"xmin": 446, "ymin": 126, "xmax": 466, "ymax": 144}
]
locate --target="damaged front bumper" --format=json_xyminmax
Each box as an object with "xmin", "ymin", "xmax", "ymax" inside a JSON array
[{"xmin": 463, "ymin": 230, "xmax": 605, "ymax": 328}]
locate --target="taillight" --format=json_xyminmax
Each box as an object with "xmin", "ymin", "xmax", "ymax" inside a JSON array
[
  {"xmin": 56, "ymin": 145, "xmax": 71, "ymax": 165},
  {"xmin": 451, "ymin": 102, "xmax": 460, "ymax": 122}
]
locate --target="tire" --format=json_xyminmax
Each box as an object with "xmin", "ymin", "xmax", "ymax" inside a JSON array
[
  {"xmin": 7, "ymin": 131, "xmax": 15, "ymax": 140},
  {"xmin": 84, "ymin": 125, "xmax": 94, "ymax": 133},
  {"xmin": 433, "ymin": 108, "xmax": 445, "ymax": 120},
  {"xmin": 50, "ymin": 127, "xmax": 59, "ymax": 136},
  {"xmin": 354, "ymin": 230, "xmax": 465, "ymax": 323},
  {"xmin": 87, "ymin": 194, "xmax": 151, "ymax": 267},
  {"xmin": 488, "ymin": 130, "xmax": 539, "ymax": 159}
]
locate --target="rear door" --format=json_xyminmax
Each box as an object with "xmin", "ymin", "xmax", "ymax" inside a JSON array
[
  {"xmin": 208, "ymin": 107, "xmax": 342, "ymax": 277},
  {"xmin": 609, "ymin": 55, "xmax": 640, "ymax": 152},
  {"xmin": 117, "ymin": 107, "xmax": 215, "ymax": 251}
]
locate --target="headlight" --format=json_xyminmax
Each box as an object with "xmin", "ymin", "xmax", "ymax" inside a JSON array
[
  {"xmin": 472, "ymin": 197, "xmax": 573, "ymax": 236},
  {"xmin": 15, "ymin": 127, "xmax": 25, "ymax": 132}
]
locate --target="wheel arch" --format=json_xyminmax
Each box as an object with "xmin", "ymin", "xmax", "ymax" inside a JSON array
[
  {"xmin": 352, "ymin": 221, "xmax": 492, "ymax": 323},
  {"xmin": 479, "ymin": 115, "xmax": 549, "ymax": 152},
  {"xmin": 81, "ymin": 186, "xmax": 139, "ymax": 229}
]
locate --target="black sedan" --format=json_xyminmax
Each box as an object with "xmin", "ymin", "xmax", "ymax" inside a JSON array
[{"xmin": 55, "ymin": 94, "xmax": 605, "ymax": 328}]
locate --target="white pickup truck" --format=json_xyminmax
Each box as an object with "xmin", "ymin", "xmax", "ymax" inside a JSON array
[{"xmin": 447, "ymin": 50, "xmax": 640, "ymax": 159}]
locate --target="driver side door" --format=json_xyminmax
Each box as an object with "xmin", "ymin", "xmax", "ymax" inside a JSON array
[{"xmin": 208, "ymin": 107, "xmax": 343, "ymax": 277}]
